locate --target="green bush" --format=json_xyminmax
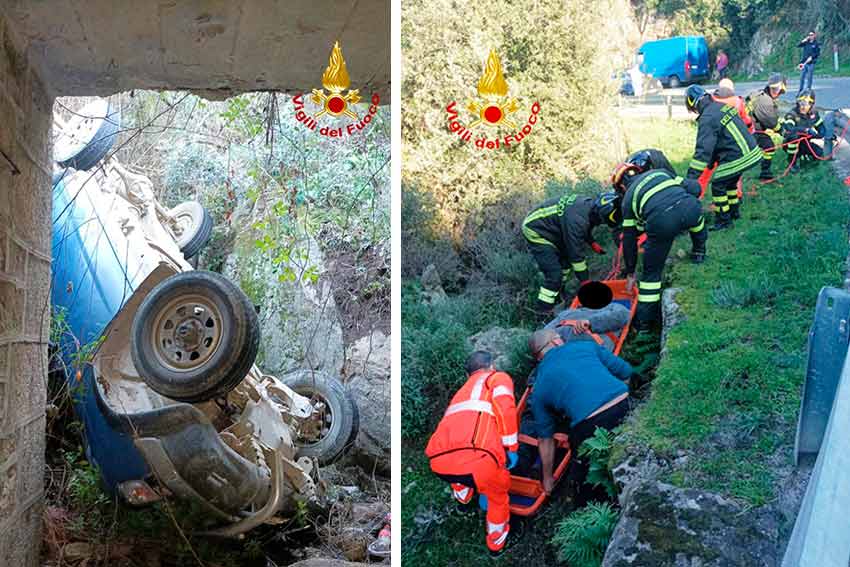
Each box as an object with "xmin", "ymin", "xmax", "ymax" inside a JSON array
[
  {"xmin": 401, "ymin": 282, "xmax": 526, "ymax": 438},
  {"xmin": 579, "ymin": 428, "xmax": 618, "ymax": 499},
  {"xmin": 551, "ymin": 502, "xmax": 619, "ymax": 566}
]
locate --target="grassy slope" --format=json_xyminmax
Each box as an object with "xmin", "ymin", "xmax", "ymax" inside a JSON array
[
  {"xmin": 619, "ymin": 118, "xmax": 849, "ymax": 505},
  {"xmin": 402, "ymin": 116, "xmax": 849, "ymax": 564}
]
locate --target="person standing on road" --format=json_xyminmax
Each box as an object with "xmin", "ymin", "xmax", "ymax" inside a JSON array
[
  {"xmin": 746, "ymin": 74, "xmax": 786, "ymax": 180},
  {"xmin": 715, "ymin": 50, "xmax": 729, "ymax": 79},
  {"xmin": 797, "ymin": 31, "xmax": 820, "ymax": 94}
]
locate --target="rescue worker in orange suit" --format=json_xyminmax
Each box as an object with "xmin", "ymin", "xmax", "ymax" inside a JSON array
[
  {"xmin": 527, "ymin": 329, "xmax": 633, "ymax": 504},
  {"xmin": 746, "ymin": 73, "xmax": 786, "ymax": 180},
  {"xmin": 425, "ymin": 351, "xmax": 519, "ymax": 555},
  {"xmin": 612, "ymin": 149, "xmax": 707, "ymax": 329},
  {"xmin": 685, "ymin": 84, "xmax": 761, "ymax": 230},
  {"xmin": 781, "ymin": 89, "xmax": 825, "ymax": 173},
  {"xmin": 522, "ymin": 193, "xmax": 622, "ymax": 316}
]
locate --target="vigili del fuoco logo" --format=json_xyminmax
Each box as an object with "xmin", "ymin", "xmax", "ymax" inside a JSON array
[
  {"xmin": 293, "ymin": 41, "xmax": 380, "ymax": 138},
  {"xmin": 446, "ymin": 49, "xmax": 541, "ymax": 150}
]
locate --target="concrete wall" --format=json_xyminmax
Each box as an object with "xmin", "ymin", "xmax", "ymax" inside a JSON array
[
  {"xmin": 0, "ymin": 13, "xmax": 53, "ymax": 567},
  {"xmin": 0, "ymin": 0, "xmax": 390, "ymax": 101}
]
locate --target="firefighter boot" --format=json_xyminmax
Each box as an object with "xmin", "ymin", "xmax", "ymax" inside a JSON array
[
  {"xmin": 690, "ymin": 250, "xmax": 706, "ymax": 264},
  {"xmin": 758, "ymin": 158, "xmax": 772, "ymax": 181},
  {"xmin": 709, "ymin": 210, "xmax": 733, "ymax": 231},
  {"xmin": 729, "ymin": 203, "xmax": 740, "ymax": 220}
]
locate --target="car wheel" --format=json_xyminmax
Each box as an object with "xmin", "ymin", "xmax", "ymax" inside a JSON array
[
  {"xmin": 54, "ymin": 98, "xmax": 120, "ymax": 171},
  {"xmin": 669, "ymin": 75, "xmax": 681, "ymax": 88},
  {"xmin": 169, "ymin": 201, "xmax": 213, "ymax": 259},
  {"xmin": 284, "ymin": 373, "xmax": 359, "ymax": 465},
  {"xmin": 131, "ymin": 271, "xmax": 259, "ymax": 403}
]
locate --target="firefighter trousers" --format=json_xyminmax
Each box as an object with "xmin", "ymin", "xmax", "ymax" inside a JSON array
[
  {"xmin": 526, "ymin": 240, "xmax": 587, "ymax": 309},
  {"xmin": 637, "ymin": 199, "xmax": 706, "ymax": 325},
  {"xmin": 711, "ymin": 174, "xmax": 742, "ymax": 218},
  {"xmin": 431, "ymin": 450, "xmax": 511, "ymax": 551},
  {"xmin": 784, "ymin": 136, "xmax": 823, "ymax": 163},
  {"xmin": 755, "ymin": 132, "xmax": 775, "ymax": 175}
]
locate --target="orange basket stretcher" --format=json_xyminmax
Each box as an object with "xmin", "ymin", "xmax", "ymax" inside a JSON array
[{"xmin": 508, "ymin": 279, "xmax": 638, "ymax": 516}]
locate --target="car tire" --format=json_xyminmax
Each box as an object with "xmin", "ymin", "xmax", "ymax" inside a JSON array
[
  {"xmin": 169, "ymin": 201, "xmax": 213, "ymax": 259},
  {"xmin": 669, "ymin": 75, "xmax": 681, "ymax": 88},
  {"xmin": 55, "ymin": 98, "xmax": 120, "ymax": 171},
  {"xmin": 284, "ymin": 373, "xmax": 359, "ymax": 465},
  {"xmin": 131, "ymin": 271, "xmax": 259, "ymax": 403}
]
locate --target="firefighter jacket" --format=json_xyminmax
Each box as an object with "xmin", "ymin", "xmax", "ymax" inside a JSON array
[
  {"xmin": 620, "ymin": 169, "xmax": 700, "ymax": 275},
  {"xmin": 713, "ymin": 88, "xmax": 753, "ymax": 132},
  {"xmin": 746, "ymin": 89, "xmax": 780, "ymax": 131},
  {"xmin": 425, "ymin": 369, "xmax": 519, "ymax": 467},
  {"xmin": 522, "ymin": 195, "xmax": 598, "ymax": 279},
  {"xmin": 781, "ymin": 108, "xmax": 825, "ymax": 140},
  {"xmin": 686, "ymin": 97, "xmax": 761, "ymax": 181}
]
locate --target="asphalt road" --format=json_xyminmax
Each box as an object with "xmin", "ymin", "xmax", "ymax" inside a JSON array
[{"xmin": 664, "ymin": 75, "xmax": 850, "ymax": 111}]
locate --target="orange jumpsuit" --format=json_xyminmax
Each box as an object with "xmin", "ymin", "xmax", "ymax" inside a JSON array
[
  {"xmin": 425, "ymin": 369, "xmax": 519, "ymax": 552},
  {"xmin": 698, "ymin": 93, "xmax": 754, "ymax": 198}
]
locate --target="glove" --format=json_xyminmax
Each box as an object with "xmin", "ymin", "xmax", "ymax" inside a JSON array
[
  {"xmin": 507, "ymin": 451, "xmax": 518, "ymax": 470},
  {"xmin": 681, "ymin": 178, "xmax": 702, "ymax": 197},
  {"xmin": 590, "ymin": 242, "xmax": 605, "ymax": 255},
  {"xmin": 807, "ymin": 128, "xmax": 818, "ymax": 137}
]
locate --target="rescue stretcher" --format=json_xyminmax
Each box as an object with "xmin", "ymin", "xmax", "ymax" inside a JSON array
[{"xmin": 508, "ymin": 279, "xmax": 638, "ymax": 516}]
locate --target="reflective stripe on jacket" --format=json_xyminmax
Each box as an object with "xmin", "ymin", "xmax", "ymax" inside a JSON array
[{"xmin": 425, "ymin": 370, "xmax": 519, "ymax": 466}]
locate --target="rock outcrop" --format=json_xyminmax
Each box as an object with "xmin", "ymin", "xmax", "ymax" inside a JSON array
[
  {"xmin": 344, "ymin": 331, "xmax": 391, "ymax": 474},
  {"xmin": 467, "ymin": 326, "xmax": 527, "ymax": 371},
  {"xmin": 603, "ymin": 481, "xmax": 781, "ymax": 566}
]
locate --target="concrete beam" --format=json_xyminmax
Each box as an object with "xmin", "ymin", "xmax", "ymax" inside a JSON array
[{"xmin": 0, "ymin": 0, "xmax": 389, "ymax": 101}]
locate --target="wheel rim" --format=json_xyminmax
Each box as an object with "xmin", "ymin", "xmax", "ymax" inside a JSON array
[
  {"xmin": 173, "ymin": 210, "xmax": 197, "ymax": 239},
  {"xmin": 150, "ymin": 294, "xmax": 223, "ymax": 372},
  {"xmin": 295, "ymin": 390, "xmax": 335, "ymax": 446}
]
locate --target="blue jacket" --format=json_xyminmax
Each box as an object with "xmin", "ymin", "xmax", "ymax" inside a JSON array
[{"xmin": 529, "ymin": 340, "xmax": 632, "ymax": 435}]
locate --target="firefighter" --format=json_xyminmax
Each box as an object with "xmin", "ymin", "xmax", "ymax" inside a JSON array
[
  {"xmin": 612, "ymin": 149, "xmax": 707, "ymax": 330},
  {"xmin": 425, "ymin": 351, "xmax": 519, "ymax": 555},
  {"xmin": 781, "ymin": 89, "xmax": 825, "ymax": 173},
  {"xmin": 746, "ymin": 73, "xmax": 786, "ymax": 180},
  {"xmin": 522, "ymin": 192, "xmax": 622, "ymax": 316},
  {"xmin": 697, "ymin": 78, "xmax": 754, "ymax": 199},
  {"xmin": 685, "ymin": 84, "xmax": 761, "ymax": 229}
]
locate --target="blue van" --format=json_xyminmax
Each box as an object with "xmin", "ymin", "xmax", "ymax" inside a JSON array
[{"xmin": 638, "ymin": 35, "xmax": 709, "ymax": 88}]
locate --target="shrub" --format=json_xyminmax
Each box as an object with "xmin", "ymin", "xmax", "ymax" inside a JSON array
[
  {"xmin": 578, "ymin": 427, "xmax": 618, "ymax": 499},
  {"xmin": 551, "ymin": 502, "xmax": 619, "ymax": 566}
]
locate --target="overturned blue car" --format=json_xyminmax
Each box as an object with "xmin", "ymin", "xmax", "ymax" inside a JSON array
[{"xmin": 50, "ymin": 98, "xmax": 358, "ymax": 535}]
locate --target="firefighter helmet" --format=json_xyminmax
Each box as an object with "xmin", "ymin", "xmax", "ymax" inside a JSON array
[
  {"xmin": 796, "ymin": 88, "xmax": 815, "ymax": 110},
  {"xmin": 593, "ymin": 191, "xmax": 623, "ymax": 228},
  {"xmin": 767, "ymin": 73, "xmax": 787, "ymax": 95},
  {"xmin": 611, "ymin": 149, "xmax": 664, "ymax": 193},
  {"xmin": 685, "ymin": 84, "xmax": 707, "ymax": 113}
]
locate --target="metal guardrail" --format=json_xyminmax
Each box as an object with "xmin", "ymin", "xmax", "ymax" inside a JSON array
[{"xmin": 782, "ymin": 286, "xmax": 850, "ymax": 567}]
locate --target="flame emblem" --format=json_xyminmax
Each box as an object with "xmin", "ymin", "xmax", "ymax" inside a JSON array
[
  {"xmin": 311, "ymin": 41, "xmax": 361, "ymax": 119},
  {"xmin": 467, "ymin": 49, "xmax": 518, "ymax": 129}
]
